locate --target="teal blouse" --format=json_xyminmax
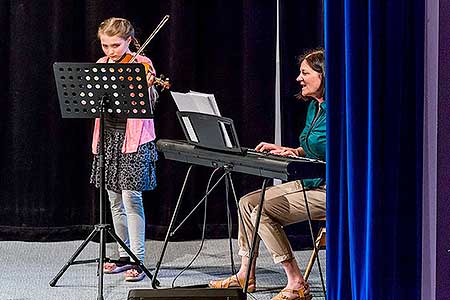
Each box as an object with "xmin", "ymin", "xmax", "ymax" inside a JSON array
[{"xmin": 299, "ymin": 100, "xmax": 326, "ymax": 188}]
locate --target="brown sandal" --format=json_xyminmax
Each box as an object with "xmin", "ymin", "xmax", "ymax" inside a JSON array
[
  {"xmin": 208, "ymin": 275, "xmax": 256, "ymax": 293},
  {"xmin": 271, "ymin": 283, "xmax": 312, "ymax": 300}
]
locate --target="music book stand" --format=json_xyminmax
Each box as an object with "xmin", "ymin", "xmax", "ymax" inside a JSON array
[
  {"xmin": 177, "ymin": 111, "xmax": 242, "ymax": 153},
  {"xmin": 49, "ymin": 62, "xmax": 158, "ymax": 300}
]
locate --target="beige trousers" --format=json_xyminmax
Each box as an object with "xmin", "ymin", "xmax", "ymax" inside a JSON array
[{"xmin": 237, "ymin": 180, "xmax": 326, "ymax": 264}]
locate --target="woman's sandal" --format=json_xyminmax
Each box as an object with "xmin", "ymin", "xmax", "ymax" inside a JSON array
[
  {"xmin": 208, "ymin": 275, "xmax": 256, "ymax": 293},
  {"xmin": 271, "ymin": 283, "xmax": 312, "ymax": 300}
]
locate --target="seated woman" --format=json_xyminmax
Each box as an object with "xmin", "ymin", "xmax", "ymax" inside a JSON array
[{"xmin": 209, "ymin": 49, "xmax": 326, "ymax": 300}]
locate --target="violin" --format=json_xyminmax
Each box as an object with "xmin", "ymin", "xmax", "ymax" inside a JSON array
[
  {"xmin": 118, "ymin": 53, "xmax": 171, "ymax": 90},
  {"xmin": 119, "ymin": 15, "xmax": 171, "ymax": 91}
]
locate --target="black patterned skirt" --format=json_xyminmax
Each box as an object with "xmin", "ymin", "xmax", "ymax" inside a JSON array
[{"xmin": 90, "ymin": 128, "xmax": 158, "ymax": 192}]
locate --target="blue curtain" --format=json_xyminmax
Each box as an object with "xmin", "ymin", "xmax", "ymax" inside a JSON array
[{"xmin": 324, "ymin": 1, "xmax": 424, "ymax": 299}]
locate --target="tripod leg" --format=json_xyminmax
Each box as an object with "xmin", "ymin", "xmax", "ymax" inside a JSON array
[
  {"xmin": 151, "ymin": 165, "xmax": 194, "ymax": 288},
  {"xmin": 49, "ymin": 227, "xmax": 99, "ymax": 287}
]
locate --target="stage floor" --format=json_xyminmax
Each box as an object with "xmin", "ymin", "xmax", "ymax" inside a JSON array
[{"xmin": 0, "ymin": 239, "xmax": 326, "ymax": 300}]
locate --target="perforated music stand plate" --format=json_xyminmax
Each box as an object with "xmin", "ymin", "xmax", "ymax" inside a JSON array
[{"xmin": 53, "ymin": 62, "xmax": 153, "ymax": 119}]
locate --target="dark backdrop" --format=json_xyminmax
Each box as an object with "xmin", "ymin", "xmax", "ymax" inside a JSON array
[{"xmin": 0, "ymin": 0, "xmax": 323, "ymax": 242}]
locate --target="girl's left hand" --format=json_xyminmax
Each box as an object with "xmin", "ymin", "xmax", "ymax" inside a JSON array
[{"xmin": 146, "ymin": 71, "xmax": 155, "ymax": 87}]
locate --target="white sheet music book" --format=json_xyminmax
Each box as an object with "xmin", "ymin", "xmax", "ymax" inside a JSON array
[
  {"xmin": 170, "ymin": 91, "xmax": 221, "ymax": 116},
  {"xmin": 187, "ymin": 90, "xmax": 221, "ymax": 116},
  {"xmin": 170, "ymin": 91, "xmax": 232, "ymax": 148}
]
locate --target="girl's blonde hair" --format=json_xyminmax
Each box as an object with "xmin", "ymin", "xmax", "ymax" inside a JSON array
[{"xmin": 97, "ymin": 17, "xmax": 143, "ymax": 54}]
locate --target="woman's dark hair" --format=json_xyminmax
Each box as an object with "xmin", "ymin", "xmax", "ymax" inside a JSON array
[{"xmin": 296, "ymin": 48, "xmax": 325, "ymax": 100}]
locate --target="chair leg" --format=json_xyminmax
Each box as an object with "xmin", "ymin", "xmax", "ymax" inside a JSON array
[{"xmin": 304, "ymin": 227, "xmax": 326, "ymax": 282}]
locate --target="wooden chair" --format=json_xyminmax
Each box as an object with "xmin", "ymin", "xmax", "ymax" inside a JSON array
[{"xmin": 303, "ymin": 225, "xmax": 326, "ymax": 282}]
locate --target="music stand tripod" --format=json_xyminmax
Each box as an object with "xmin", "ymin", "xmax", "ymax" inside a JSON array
[{"xmin": 50, "ymin": 62, "xmax": 159, "ymax": 300}]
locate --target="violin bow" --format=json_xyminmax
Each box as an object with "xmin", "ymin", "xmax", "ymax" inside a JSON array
[{"xmin": 129, "ymin": 15, "xmax": 170, "ymax": 63}]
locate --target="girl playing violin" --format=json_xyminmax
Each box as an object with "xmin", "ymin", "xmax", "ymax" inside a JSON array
[{"xmin": 90, "ymin": 17, "xmax": 158, "ymax": 282}]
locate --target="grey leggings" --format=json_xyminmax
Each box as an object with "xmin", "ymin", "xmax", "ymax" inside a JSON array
[{"xmin": 108, "ymin": 190, "xmax": 146, "ymax": 263}]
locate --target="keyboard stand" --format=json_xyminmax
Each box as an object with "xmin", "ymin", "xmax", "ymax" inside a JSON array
[{"xmin": 151, "ymin": 164, "xmax": 253, "ymax": 289}]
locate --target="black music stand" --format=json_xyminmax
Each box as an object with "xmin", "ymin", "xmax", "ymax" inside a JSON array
[{"xmin": 49, "ymin": 62, "xmax": 159, "ymax": 300}]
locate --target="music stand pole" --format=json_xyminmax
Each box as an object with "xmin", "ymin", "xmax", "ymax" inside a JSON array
[
  {"xmin": 49, "ymin": 62, "xmax": 159, "ymax": 300},
  {"xmin": 97, "ymin": 95, "xmax": 106, "ymax": 298}
]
